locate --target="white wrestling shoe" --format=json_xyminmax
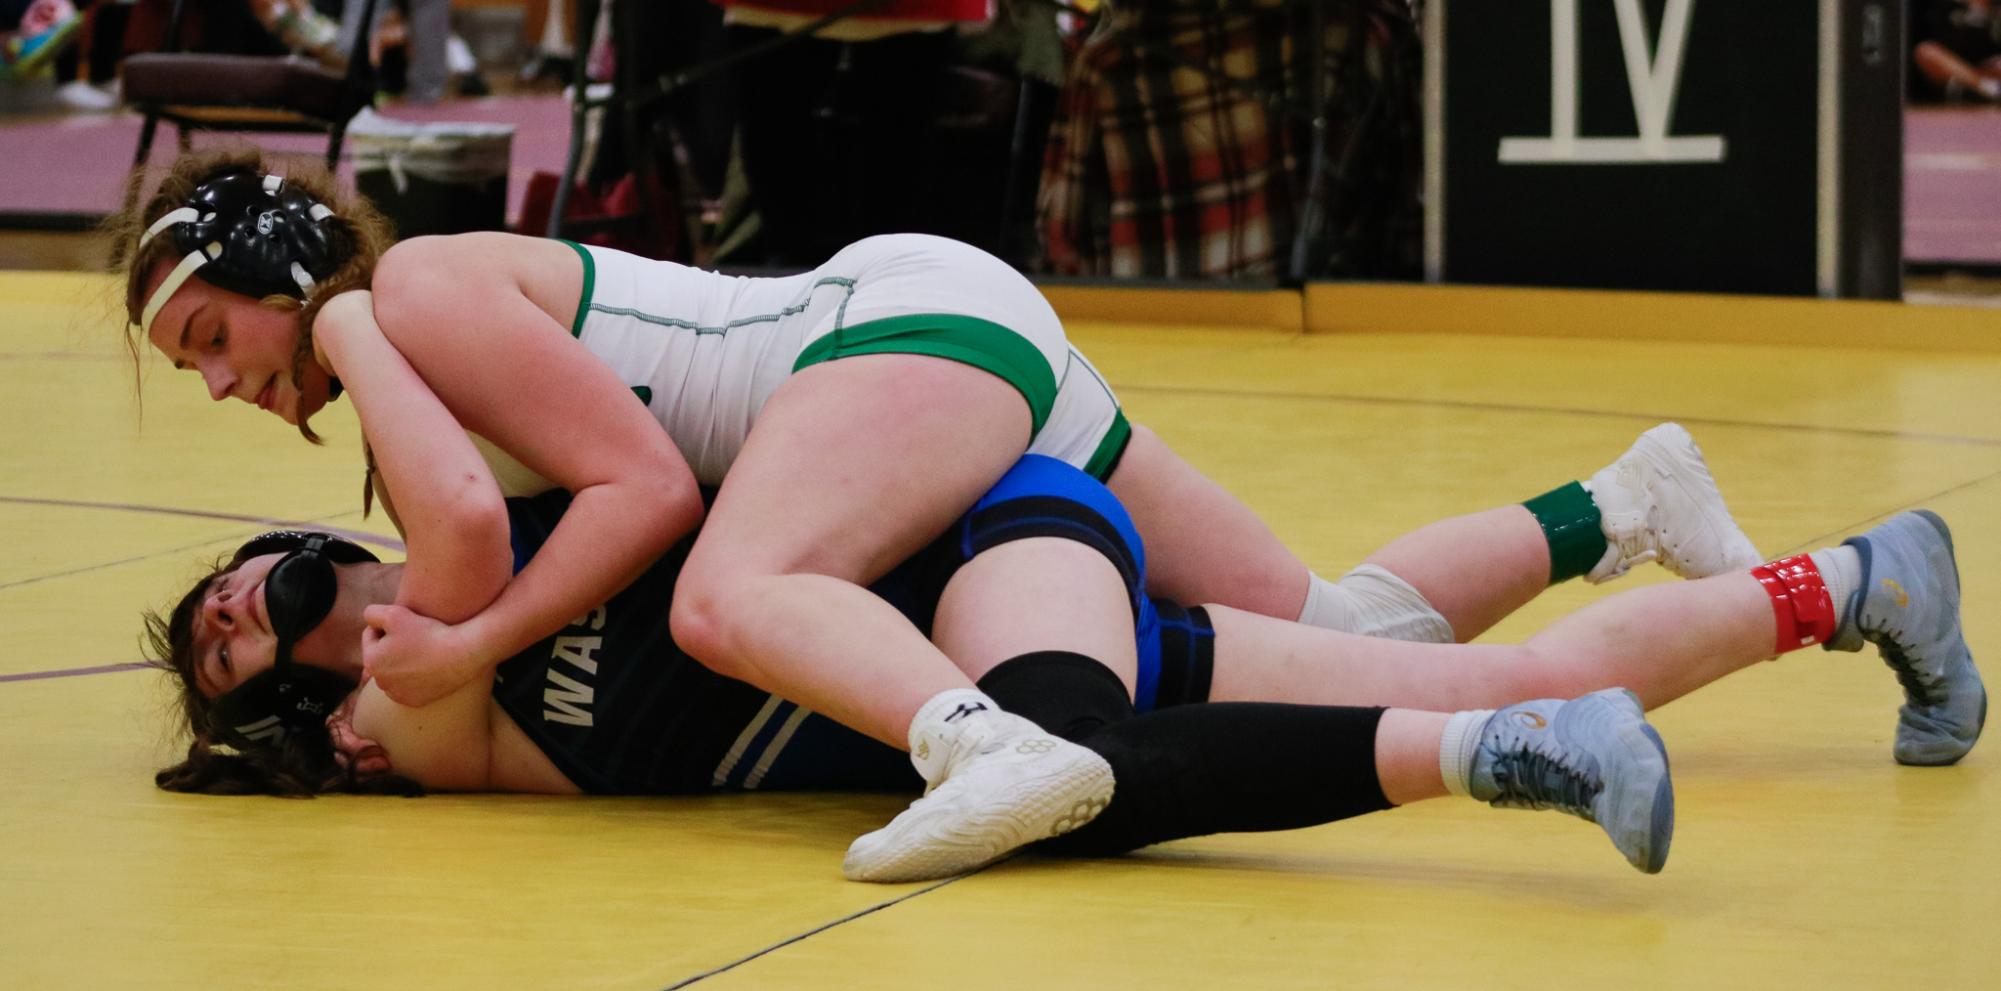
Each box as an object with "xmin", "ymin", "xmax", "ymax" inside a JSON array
[
  {"xmin": 844, "ymin": 708, "xmax": 1113, "ymax": 883},
  {"xmin": 1586, "ymin": 423, "xmax": 1763, "ymax": 584}
]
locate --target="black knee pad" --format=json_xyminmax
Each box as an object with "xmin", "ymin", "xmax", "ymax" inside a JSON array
[{"xmin": 976, "ymin": 650, "xmax": 1134, "ymax": 742}]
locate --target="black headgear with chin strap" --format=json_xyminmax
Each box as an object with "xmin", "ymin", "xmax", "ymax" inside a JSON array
[
  {"xmin": 207, "ymin": 531, "xmax": 379, "ymax": 751},
  {"xmin": 135, "ymin": 171, "xmax": 350, "ymax": 335}
]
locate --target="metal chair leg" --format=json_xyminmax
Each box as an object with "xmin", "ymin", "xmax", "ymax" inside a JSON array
[
  {"xmin": 547, "ymin": 0, "xmax": 600, "ymax": 239},
  {"xmin": 616, "ymin": 0, "xmax": 661, "ymax": 255},
  {"xmin": 327, "ymin": 123, "xmax": 349, "ymax": 172},
  {"xmin": 132, "ymin": 114, "xmax": 159, "ymax": 169},
  {"xmin": 116, "ymin": 114, "xmax": 164, "ymax": 260}
]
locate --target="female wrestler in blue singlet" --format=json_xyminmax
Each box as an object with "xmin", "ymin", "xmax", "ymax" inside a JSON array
[{"xmin": 151, "ymin": 458, "xmax": 1683, "ymax": 880}]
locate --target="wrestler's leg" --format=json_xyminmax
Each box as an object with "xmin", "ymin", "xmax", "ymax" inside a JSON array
[
  {"xmin": 671, "ymin": 354, "xmax": 1030, "ymax": 748},
  {"xmin": 1118, "ymin": 422, "xmax": 1759, "ymax": 643},
  {"xmin": 868, "ymin": 537, "xmax": 1672, "ymax": 877}
]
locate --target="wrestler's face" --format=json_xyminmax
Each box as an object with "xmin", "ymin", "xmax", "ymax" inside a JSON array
[
  {"xmin": 144, "ymin": 264, "xmax": 333, "ymax": 427},
  {"xmin": 189, "ymin": 553, "xmax": 358, "ymax": 699},
  {"xmin": 188, "ymin": 553, "xmax": 284, "ymax": 700}
]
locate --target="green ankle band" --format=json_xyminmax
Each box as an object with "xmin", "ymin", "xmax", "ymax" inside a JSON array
[{"xmin": 1525, "ymin": 481, "xmax": 1606, "ymax": 585}]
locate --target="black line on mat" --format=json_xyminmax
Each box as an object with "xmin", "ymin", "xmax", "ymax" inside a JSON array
[
  {"xmin": 1118, "ymin": 384, "xmax": 2001, "ymax": 450},
  {"xmin": 0, "ymin": 496, "xmax": 398, "ymax": 594},
  {"xmin": 661, "ymin": 875, "xmax": 970, "ymax": 989},
  {"xmin": 0, "ymin": 496, "xmax": 399, "ymax": 549}
]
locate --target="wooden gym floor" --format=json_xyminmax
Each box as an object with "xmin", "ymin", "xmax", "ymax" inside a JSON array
[{"xmin": 1, "ymin": 269, "xmax": 1996, "ymax": 989}]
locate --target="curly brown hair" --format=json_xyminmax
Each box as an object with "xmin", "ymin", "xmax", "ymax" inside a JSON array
[
  {"xmin": 142, "ymin": 557, "xmax": 422, "ymax": 798},
  {"xmin": 106, "ymin": 146, "xmax": 395, "ymax": 446}
]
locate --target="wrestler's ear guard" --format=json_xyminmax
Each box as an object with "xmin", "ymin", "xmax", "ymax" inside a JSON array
[{"xmin": 206, "ymin": 531, "xmax": 377, "ymax": 750}]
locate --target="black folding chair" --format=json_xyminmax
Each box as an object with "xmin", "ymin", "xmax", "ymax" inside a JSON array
[{"xmin": 121, "ymin": 0, "xmax": 382, "ymax": 212}]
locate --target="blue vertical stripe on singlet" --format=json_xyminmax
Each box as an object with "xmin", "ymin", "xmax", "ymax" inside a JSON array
[{"xmin": 1144, "ymin": 602, "xmax": 1206, "ymax": 713}]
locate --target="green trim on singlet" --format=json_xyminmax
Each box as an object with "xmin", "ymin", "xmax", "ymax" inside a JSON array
[
  {"xmin": 556, "ymin": 239, "xmax": 597, "ymax": 338},
  {"xmin": 791, "ymin": 313, "xmax": 1058, "ymax": 434},
  {"xmin": 1082, "ymin": 410, "xmax": 1132, "ymax": 481}
]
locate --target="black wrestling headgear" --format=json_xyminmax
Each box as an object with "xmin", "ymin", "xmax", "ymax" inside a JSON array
[
  {"xmin": 207, "ymin": 531, "xmax": 379, "ymax": 750},
  {"xmin": 136, "ymin": 171, "xmax": 348, "ymax": 334}
]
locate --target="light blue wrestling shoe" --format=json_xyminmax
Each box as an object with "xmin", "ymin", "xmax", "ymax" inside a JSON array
[
  {"xmin": 1469, "ymin": 689, "xmax": 1675, "ymax": 874},
  {"xmin": 1827, "ymin": 511, "xmax": 1987, "ymax": 766}
]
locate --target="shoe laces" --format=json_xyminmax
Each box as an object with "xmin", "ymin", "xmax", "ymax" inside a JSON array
[
  {"xmin": 1876, "ymin": 633, "xmax": 1945, "ymax": 708},
  {"xmin": 1598, "ymin": 508, "xmax": 1662, "ymax": 577},
  {"xmin": 1488, "ymin": 741, "xmax": 1603, "ymax": 820},
  {"xmin": 932, "ymin": 719, "xmax": 1007, "ymax": 785},
  {"xmin": 1642, "ymin": 500, "xmax": 1671, "ymax": 556}
]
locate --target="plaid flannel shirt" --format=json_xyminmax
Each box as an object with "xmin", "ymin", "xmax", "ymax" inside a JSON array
[{"xmin": 1038, "ymin": 0, "xmax": 1416, "ymax": 281}]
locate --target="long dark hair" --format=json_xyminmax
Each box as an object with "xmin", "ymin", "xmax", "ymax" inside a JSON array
[
  {"xmin": 142, "ymin": 560, "xmax": 423, "ymax": 798},
  {"xmin": 153, "ymin": 730, "xmax": 423, "ymax": 798}
]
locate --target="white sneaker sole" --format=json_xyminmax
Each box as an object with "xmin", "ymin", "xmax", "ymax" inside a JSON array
[{"xmin": 843, "ymin": 747, "xmax": 1114, "ymax": 883}]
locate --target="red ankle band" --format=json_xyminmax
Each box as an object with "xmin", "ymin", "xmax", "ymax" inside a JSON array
[{"xmin": 1750, "ymin": 554, "xmax": 1838, "ymax": 652}]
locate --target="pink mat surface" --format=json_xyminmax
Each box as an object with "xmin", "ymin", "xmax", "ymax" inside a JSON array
[
  {"xmin": 1906, "ymin": 106, "xmax": 2001, "ymax": 266},
  {"xmin": 0, "ymin": 94, "xmax": 570, "ymax": 226}
]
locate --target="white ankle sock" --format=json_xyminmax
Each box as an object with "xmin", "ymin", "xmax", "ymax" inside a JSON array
[
  {"xmin": 1438, "ymin": 709, "xmax": 1494, "ymax": 798},
  {"xmin": 1809, "ymin": 545, "xmax": 1862, "ymax": 615},
  {"xmin": 908, "ymin": 688, "xmax": 1002, "ymax": 786}
]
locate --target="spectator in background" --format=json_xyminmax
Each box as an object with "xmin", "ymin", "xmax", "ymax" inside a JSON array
[
  {"xmin": 716, "ymin": 0, "xmax": 990, "ymax": 266},
  {"xmin": 2, "ymin": 0, "xmax": 122, "ymax": 112},
  {"xmin": 120, "ymin": 0, "xmax": 472, "ymax": 104},
  {"xmin": 516, "ymin": 0, "xmax": 575, "ymax": 85},
  {"xmin": 1036, "ymin": 0, "xmax": 1419, "ymax": 282},
  {"xmin": 250, "ymin": 1, "xmax": 343, "ymax": 66},
  {"xmin": 334, "ymin": 0, "xmax": 432, "ymax": 103},
  {"xmin": 1, "ymin": 0, "xmax": 82, "ymax": 81},
  {"xmin": 122, "ymin": 0, "xmax": 291, "ymax": 61},
  {"xmin": 1912, "ymin": 0, "xmax": 2001, "ymax": 102}
]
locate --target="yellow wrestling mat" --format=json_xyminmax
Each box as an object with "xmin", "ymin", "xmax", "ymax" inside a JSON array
[{"xmin": 2, "ymin": 271, "xmax": 1995, "ymax": 989}]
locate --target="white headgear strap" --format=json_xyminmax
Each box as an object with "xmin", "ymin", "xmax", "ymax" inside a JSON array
[
  {"xmin": 131, "ymin": 173, "xmax": 335, "ymax": 337},
  {"xmin": 138, "ymin": 207, "xmax": 226, "ymax": 338}
]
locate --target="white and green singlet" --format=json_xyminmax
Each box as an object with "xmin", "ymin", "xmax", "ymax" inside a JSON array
[{"xmin": 469, "ymin": 233, "xmax": 1132, "ymax": 497}]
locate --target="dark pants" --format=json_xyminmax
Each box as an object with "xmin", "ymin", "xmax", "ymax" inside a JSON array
[{"xmin": 729, "ymin": 26, "xmax": 954, "ymax": 266}]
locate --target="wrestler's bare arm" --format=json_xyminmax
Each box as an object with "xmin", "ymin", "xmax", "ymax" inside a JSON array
[
  {"xmin": 312, "ymin": 289, "xmax": 512, "ymax": 625},
  {"xmin": 367, "ymin": 235, "xmax": 704, "ymax": 672},
  {"xmin": 346, "ymin": 675, "xmax": 498, "ymax": 792}
]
